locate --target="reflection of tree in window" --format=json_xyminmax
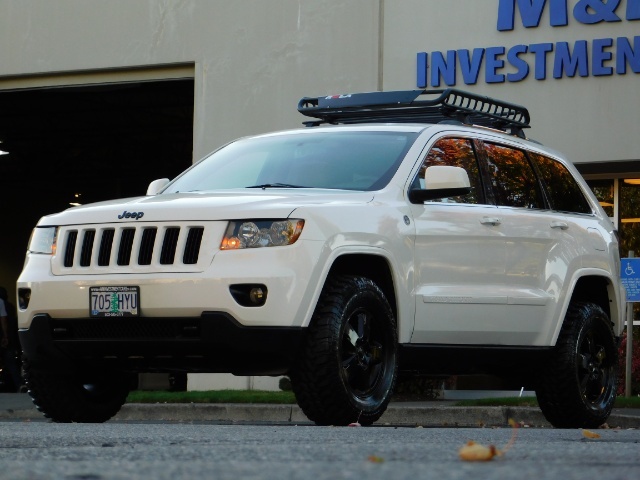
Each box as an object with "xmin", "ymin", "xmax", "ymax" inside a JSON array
[
  {"xmin": 417, "ymin": 138, "xmax": 482, "ymax": 204},
  {"xmin": 620, "ymin": 180, "xmax": 640, "ymax": 258},
  {"xmin": 531, "ymin": 153, "xmax": 591, "ymax": 214},
  {"xmin": 585, "ymin": 179, "xmax": 614, "ymax": 218},
  {"xmin": 483, "ymin": 143, "xmax": 542, "ymax": 209}
]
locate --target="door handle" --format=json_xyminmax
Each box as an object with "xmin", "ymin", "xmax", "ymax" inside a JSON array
[
  {"xmin": 480, "ymin": 217, "xmax": 501, "ymax": 226},
  {"xmin": 550, "ymin": 221, "xmax": 569, "ymax": 230}
]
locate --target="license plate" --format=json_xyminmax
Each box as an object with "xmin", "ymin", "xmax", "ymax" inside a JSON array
[{"xmin": 90, "ymin": 286, "xmax": 139, "ymax": 317}]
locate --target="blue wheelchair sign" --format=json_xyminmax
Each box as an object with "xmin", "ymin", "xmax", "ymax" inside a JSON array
[{"xmin": 621, "ymin": 258, "xmax": 640, "ymax": 302}]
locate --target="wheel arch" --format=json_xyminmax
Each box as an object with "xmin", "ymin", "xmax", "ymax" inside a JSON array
[
  {"xmin": 327, "ymin": 253, "xmax": 398, "ymax": 324},
  {"xmin": 553, "ymin": 271, "xmax": 624, "ymax": 344}
]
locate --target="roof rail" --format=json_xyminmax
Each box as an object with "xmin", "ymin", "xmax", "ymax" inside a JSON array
[{"xmin": 298, "ymin": 88, "xmax": 530, "ymax": 138}]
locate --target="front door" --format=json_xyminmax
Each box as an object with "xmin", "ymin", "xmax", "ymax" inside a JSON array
[{"xmin": 410, "ymin": 136, "xmax": 507, "ymax": 344}]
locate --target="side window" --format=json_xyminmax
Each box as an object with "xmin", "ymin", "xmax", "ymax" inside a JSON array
[
  {"xmin": 414, "ymin": 137, "xmax": 483, "ymax": 204},
  {"xmin": 530, "ymin": 153, "xmax": 592, "ymax": 214},
  {"xmin": 483, "ymin": 143, "xmax": 543, "ymax": 209}
]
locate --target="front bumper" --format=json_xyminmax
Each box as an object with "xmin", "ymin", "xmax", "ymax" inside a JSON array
[{"xmin": 19, "ymin": 312, "xmax": 305, "ymax": 375}]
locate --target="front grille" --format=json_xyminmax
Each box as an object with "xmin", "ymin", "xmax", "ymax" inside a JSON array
[{"xmin": 59, "ymin": 224, "xmax": 207, "ymax": 273}]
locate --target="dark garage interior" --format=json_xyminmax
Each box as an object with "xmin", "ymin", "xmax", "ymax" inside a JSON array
[{"xmin": 0, "ymin": 79, "xmax": 195, "ymax": 297}]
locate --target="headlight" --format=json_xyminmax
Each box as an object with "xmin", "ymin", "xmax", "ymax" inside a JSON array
[
  {"xmin": 220, "ymin": 219, "xmax": 304, "ymax": 250},
  {"xmin": 28, "ymin": 226, "xmax": 58, "ymax": 254}
]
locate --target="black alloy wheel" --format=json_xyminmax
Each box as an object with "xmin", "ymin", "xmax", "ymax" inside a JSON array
[
  {"xmin": 291, "ymin": 275, "xmax": 398, "ymax": 426},
  {"xmin": 536, "ymin": 302, "xmax": 618, "ymax": 428}
]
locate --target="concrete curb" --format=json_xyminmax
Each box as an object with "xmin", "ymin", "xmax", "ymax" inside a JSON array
[
  {"xmin": 2, "ymin": 397, "xmax": 639, "ymax": 428},
  {"xmin": 113, "ymin": 404, "xmax": 640, "ymax": 428}
]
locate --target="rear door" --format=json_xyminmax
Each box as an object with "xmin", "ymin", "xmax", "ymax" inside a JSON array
[
  {"xmin": 526, "ymin": 151, "xmax": 602, "ymax": 345},
  {"xmin": 478, "ymin": 142, "xmax": 565, "ymax": 346}
]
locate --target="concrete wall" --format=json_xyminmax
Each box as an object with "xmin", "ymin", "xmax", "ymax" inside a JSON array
[
  {"xmin": 1, "ymin": 0, "xmax": 381, "ymax": 160},
  {"xmin": 382, "ymin": 0, "xmax": 640, "ymax": 165},
  {"xmin": 2, "ymin": 1, "xmax": 638, "ymax": 163}
]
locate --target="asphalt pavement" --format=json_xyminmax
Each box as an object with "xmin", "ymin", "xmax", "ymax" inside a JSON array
[{"xmin": 1, "ymin": 393, "xmax": 639, "ymax": 428}]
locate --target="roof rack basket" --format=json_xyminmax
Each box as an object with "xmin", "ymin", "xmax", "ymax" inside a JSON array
[{"xmin": 298, "ymin": 88, "xmax": 530, "ymax": 138}]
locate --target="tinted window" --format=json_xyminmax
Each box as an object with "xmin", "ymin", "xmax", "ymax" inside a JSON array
[
  {"xmin": 483, "ymin": 143, "xmax": 543, "ymax": 209},
  {"xmin": 531, "ymin": 153, "xmax": 592, "ymax": 214},
  {"xmin": 414, "ymin": 138, "xmax": 483, "ymax": 204}
]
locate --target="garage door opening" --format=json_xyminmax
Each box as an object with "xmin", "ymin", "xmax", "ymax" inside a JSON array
[{"xmin": 0, "ymin": 78, "xmax": 195, "ymax": 294}]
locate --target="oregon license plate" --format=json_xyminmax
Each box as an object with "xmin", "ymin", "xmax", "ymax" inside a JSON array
[{"xmin": 90, "ymin": 286, "xmax": 139, "ymax": 317}]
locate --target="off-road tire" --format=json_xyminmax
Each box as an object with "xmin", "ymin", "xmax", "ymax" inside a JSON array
[
  {"xmin": 23, "ymin": 358, "xmax": 130, "ymax": 423},
  {"xmin": 291, "ymin": 275, "xmax": 398, "ymax": 426},
  {"xmin": 536, "ymin": 302, "xmax": 618, "ymax": 428}
]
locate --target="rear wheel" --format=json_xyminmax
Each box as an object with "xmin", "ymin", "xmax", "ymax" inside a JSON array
[
  {"xmin": 536, "ymin": 302, "xmax": 618, "ymax": 428},
  {"xmin": 24, "ymin": 358, "xmax": 130, "ymax": 423},
  {"xmin": 291, "ymin": 275, "xmax": 398, "ymax": 426}
]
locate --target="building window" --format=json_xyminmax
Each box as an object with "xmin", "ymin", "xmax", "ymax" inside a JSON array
[
  {"xmin": 620, "ymin": 179, "xmax": 640, "ymax": 258},
  {"xmin": 585, "ymin": 177, "xmax": 640, "ymax": 258},
  {"xmin": 587, "ymin": 179, "xmax": 615, "ymax": 220}
]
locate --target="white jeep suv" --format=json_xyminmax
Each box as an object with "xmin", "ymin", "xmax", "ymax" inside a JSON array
[{"xmin": 17, "ymin": 89, "xmax": 625, "ymax": 427}]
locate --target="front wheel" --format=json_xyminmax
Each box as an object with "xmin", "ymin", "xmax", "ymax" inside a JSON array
[
  {"xmin": 24, "ymin": 359, "xmax": 131, "ymax": 423},
  {"xmin": 291, "ymin": 275, "xmax": 398, "ymax": 426},
  {"xmin": 536, "ymin": 302, "xmax": 618, "ymax": 428}
]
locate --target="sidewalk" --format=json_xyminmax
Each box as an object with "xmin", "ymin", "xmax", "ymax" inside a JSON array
[{"xmin": 1, "ymin": 393, "xmax": 639, "ymax": 428}]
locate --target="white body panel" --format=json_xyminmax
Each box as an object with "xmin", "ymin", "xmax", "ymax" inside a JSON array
[{"xmin": 17, "ymin": 123, "xmax": 625, "ymax": 351}]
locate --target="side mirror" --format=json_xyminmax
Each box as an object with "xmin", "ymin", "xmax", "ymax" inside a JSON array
[
  {"xmin": 408, "ymin": 166, "xmax": 471, "ymax": 203},
  {"xmin": 146, "ymin": 178, "xmax": 170, "ymax": 196}
]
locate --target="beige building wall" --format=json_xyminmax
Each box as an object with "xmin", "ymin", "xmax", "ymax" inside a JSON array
[
  {"xmin": 382, "ymin": 0, "xmax": 640, "ymax": 165},
  {"xmin": 1, "ymin": 0, "xmax": 381, "ymax": 160},
  {"xmin": 2, "ymin": 1, "xmax": 638, "ymax": 165}
]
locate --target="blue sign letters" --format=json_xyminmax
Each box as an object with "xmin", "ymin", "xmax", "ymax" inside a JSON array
[
  {"xmin": 417, "ymin": 0, "xmax": 640, "ymax": 88},
  {"xmin": 498, "ymin": 0, "xmax": 569, "ymax": 30},
  {"xmin": 498, "ymin": 0, "xmax": 640, "ymax": 30}
]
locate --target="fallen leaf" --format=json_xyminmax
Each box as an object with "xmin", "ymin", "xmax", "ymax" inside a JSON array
[
  {"xmin": 367, "ymin": 455, "xmax": 384, "ymax": 463},
  {"xmin": 459, "ymin": 441, "xmax": 499, "ymax": 461},
  {"xmin": 582, "ymin": 429, "xmax": 601, "ymax": 439},
  {"xmin": 459, "ymin": 418, "xmax": 520, "ymax": 462}
]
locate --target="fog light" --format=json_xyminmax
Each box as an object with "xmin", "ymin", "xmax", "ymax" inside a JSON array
[
  {"xmin": 229, "ymin": 284, "xmax": 268, "ymax": 307},
  {"xmin": 18, "ymin": 288, "xmax": 31, "ymax": 310},
  {"xmin": 249, "ymin": 287, "xmax": 265, "ymax": 305}
]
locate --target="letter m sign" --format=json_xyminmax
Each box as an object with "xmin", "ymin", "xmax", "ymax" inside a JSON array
[{"xmin": 497, "ymin": 0, "xmax": 569, "ymax": 30}]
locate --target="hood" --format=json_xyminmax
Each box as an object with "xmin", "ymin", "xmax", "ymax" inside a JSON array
[{"xmin": 37, "ymin": 189, "xmax": 375, "ymax": 226}]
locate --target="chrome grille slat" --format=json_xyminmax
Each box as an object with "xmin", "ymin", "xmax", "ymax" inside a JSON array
[
  {"xmin": 184, "ymin": 227, "xmax": 204, "ymax": 264},
  {"xmin": 160, "ymin": 227, "xmax": 180, "ymax": 265},
  {"xmin": 138, "ymin": 228, "xmax": 157, "ymax": 266},
  {"xmin": 98, "ymin": 229, "xmax": 115, "ymax": 266},
  {"xmin": 117, "ymin": 228, "xmax": 135, "ymax": 266},
  {"xmin": 79, "ymin": 230, "xmax": 95, "ymax": 267},
  {"xmin": 64, "ymin": 231, "xmax": 78, "ymax": 267}
]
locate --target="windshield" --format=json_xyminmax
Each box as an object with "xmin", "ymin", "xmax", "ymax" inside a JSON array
[{"xmin": 164, "ymin": 131, "xmax": 418, "ymax": 193}]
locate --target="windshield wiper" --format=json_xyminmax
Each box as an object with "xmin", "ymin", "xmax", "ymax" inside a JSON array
[{"xmin": 246, "ymin": 183, "xmax": 307, "ymax": 189}]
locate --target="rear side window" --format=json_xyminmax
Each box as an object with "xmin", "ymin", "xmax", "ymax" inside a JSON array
[
  {"xmin": 483, "ymin": 143, "xmax": 543, "ymax": 209},
  {"xmin": 530, "ymin": 153, "xmax": 592, "ymax": 214},
  {"xmin": 414, "ymin": 137, "xmax": 484, "ymax": 204}
]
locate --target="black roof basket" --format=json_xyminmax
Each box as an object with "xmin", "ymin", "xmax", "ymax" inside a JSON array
[{"xmin": 298, "ymin": 88, "xmax": 530, "ymax": 138}]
